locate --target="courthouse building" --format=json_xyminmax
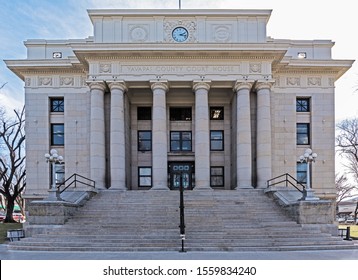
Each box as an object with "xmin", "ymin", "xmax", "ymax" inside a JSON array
[{"xmin": 6, "ymin": 9, "xmax": 353, "ymax": 201}]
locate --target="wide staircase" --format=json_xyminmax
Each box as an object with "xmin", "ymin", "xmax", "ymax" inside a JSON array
[{"xmin": 9, "ymin": 189, "xmax": 356, "ymax": 251}]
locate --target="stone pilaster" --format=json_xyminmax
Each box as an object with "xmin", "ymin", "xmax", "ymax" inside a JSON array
[
  {"xmin": 87, "ymin": 81, "xmax": 106, "ymax": 189},
  {"xmin": 150, "ymin": 81, "xmax": 169, "ymax": 190},
  {"xmin": 234, "ymin": 81, "xmax": 253, "ymax": 188},
  {"xmin": 256, "ymin": 82, "xmax": 273, "ymax": 188},
  {"xmin": 108, "ymin": 81, "xmax": 127, "ymax": 190},
  {"xmin": 193, "ymin": 81, "xmax": 211, "ymax": 190}
]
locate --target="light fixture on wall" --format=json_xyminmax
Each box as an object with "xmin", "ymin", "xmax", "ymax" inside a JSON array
[
  {"xmin": 297, "ymin": 52, "xmax": 307, "ymax": 59},
  {"xmin": 52, "ymin": 52, "xmax": 62, "ymax": 58}
]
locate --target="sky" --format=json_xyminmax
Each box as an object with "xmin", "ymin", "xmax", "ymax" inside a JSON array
[{"xmin": 0, "ymin": 0, "xmax": 357, "ymax": 174}]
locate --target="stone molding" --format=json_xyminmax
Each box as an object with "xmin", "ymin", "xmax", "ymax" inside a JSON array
[
  {"xmin": 150, "ymin": 81, "xmax": 169, "ymax": 92},
  {"xmin": 107, "ymin": 81, "xmax": 127, "ymax": 92},
  {"xmin": 233, "ymin": 81, "xmax": 253, "ymax": 92},
  {"xmin": 86, "ymin": 81, "xmax": 106, "ymax": 91},
  {"xmin": 256, "ymin": 81, "xmax": 273, "ymax": 91},
  {"xmin": 192, "ymin": 81, "xmax": 211, "ymax": 92}
]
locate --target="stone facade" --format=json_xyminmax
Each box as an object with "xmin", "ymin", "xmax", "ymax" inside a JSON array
[{"xmin": 5, "ymin": 9, "xmax": 353, "ymax": 200}]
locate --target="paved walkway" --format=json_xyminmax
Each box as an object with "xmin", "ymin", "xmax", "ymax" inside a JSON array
[{"xmin": 1, "ymin": 244, "xmax": 358, "ymax": 260}]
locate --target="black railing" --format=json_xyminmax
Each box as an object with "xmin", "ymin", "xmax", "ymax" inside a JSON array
[
  {"xmin": 57, "ymin": 173, "xmax": 96, "ymax": 194},
  {"xmin": 179, "ymin": 183, "xmax": 186, "ymax": 252},
  {"xmin": 267, "ymin": 173, "xmax": 306, "ymax": 194}
]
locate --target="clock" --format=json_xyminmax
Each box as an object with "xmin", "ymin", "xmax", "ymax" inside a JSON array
[{"xmin": 172, "ymin": 27, "xmax": 189, "ymax": 42}]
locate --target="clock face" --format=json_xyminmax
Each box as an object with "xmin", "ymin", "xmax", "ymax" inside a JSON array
[{"xmin": 172, "ymin": 27, "xmax": 189, "ymax": 42}]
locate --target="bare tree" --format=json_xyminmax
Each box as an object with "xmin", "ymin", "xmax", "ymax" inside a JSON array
[
  {"xmin": 0, "ymin": 106, "xmax": 26, "ymax": 223},
  {"xmin": 336, "ymin": 118, "xmax": 358, "ymax": 223},
  {"xmin": 336, "ymin": 173, "xmax": 356, "ymax": 205}
]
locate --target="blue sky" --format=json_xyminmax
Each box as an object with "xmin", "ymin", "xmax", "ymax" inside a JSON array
[{"xmin": 1, "ymin": 0, "xmax": 357, "ymax": 119}]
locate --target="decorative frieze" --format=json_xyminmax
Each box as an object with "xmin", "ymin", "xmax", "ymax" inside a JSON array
[
  {"xmin": 307, "ymin": 77, "xmax": 321, "ymax": 86},
  {"xmin": 60, "ymin": 77, "xmax": 74, "ymax": 86},
  {"xmin": 129, "ymin": 25, "xmax": 149, "ymax": 42},
  {"xmin": 38, "ymin": 77, "xmax": 52, "ymax": 86},
  {"xmin": 286, "ymin": 77, "xmax": 300, "ymax": 86},
  {"xmin": 249, "ymin": 63, "xmax": 262, "ymax": 73},
  {"xmin": 213, "ymin": 25, "xmax": 231, "ymax": 42},
  {"xmin": 25, "ymin": 78, "xmax": 31, "ymax": 87},
  {"xmin": 328, "ymin": 78, "xmax": 335, "ymax": 87},
  {"xmin": 99, "ymin": 63, "xmax": 112, "ymax": 73},
  {"xmin": 164, "ymin": 20, "xmax": 197, "ymax": 43}
]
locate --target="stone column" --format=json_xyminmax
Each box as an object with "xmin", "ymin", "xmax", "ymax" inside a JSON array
[
  {"xmin": 193, "ymin": 81, "xmax": 211, "ymax": 190},
  {"xmin": 151, "ymin": 81, "xmax": 169, "ymax": 190},
  {"xmin": 88, "ymin": 81, "xmax": 106, "ymax": 189},
  {"xmin": 108, "ymin": 81, "xmax": 127, "ymax": 190},
  {"xmin": 256, "ymin": 82, "xmax": 273, "ymax": 188},
  {"xmin": 234, "ymin": 81, "xmax": 253, "ymax": 188}
]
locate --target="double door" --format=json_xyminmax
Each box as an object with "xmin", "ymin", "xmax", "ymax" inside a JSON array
[{"xmin": 169, "ymin": 162, "xmax": 194, "ymax": 190}]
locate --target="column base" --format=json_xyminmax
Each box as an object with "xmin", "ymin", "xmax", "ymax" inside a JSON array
[
  {"xmin": 44, "ymin": 190, "xmax": 63, "ymax": 202},
  {"xmin": 301, "ymin": 189, "xmax": 320, "ymax": 201},
  {"xmin": 193, "ymin": 186, "xmax": 213, "ymax": 191},
  {"xmin": 150, "ymin": 185, "xmax": 169, "ymax": 191},
  {"xmin": 235, "ymin": 185, "xmax": 254, "ymax": 190}
]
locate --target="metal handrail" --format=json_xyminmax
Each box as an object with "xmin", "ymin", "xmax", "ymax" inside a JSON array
[
  {"xmin": 57, "ymin": 173, "xmax": 96, "ymax": 194},
  {"xmin": 267, "ymin": 173, "xmax": 306, "ymax": 194}
]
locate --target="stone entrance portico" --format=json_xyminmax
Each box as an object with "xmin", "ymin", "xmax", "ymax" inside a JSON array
[{"xmin": 5, "ymin": 9, "xmax": 353, "ymax": 199}]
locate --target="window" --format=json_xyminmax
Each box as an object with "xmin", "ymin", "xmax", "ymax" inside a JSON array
[
  {"xmin": 170, "ymin": 131, "xmax": 192, "ymax": 151},
  {"xmin": 296, "ymin": 123, "xmax": 310, "ymax": 145},
  {"xmin": 170, "ymin": 107, "xmax": 192, "ymax": 121},
  {"xmin": 51, "ymin": 124, "xmax": 64, "ymax": 146},
  {"xmin": 210, "ymin": 130, "xmax": 224, "ymax": 151},
  {"xmin": 54, "ymin": 163, "xmax": 65, "ymax": 185},
  {"xmin": 138, "ymin": 131, "xmax": 152, "ymax": 151},
  {"xmin": 137, "ymin": 107, "xmax": 151, "ymax": 120},
  {"xmin": 210, "ymin": 167, "xmax": 224, "ymax": 187},
  {"xmin": 138, "ymin": 167, "xmax": 152, "ymax": 187},
  {"xmin": 50, "ymin": 98, "xmax": 64, "ymax": 112},
  {"xmin": 296, "ymin": 98, "xmax": 310, "ymax": 112},
  {"xmin": 210, "ymin": 107, "xmax": 224, "ymax": 120},
  {"xmin": 297, "ymin": 162, "xmax": 307, "ymax": 184}
]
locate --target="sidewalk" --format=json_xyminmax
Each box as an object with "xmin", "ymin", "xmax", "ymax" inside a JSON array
[{"xmin": 2, "ymin": 244, "xmax": 358, "ymax": 260}]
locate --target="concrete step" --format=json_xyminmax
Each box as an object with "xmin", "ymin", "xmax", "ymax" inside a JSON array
[{"xmin": 10, "ymin": 189, "xmax": 358, "ymax": 252}]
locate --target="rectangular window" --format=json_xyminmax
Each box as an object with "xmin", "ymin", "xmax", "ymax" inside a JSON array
[
  {"xmin": 170, "ymin": 107, "xmax": 192, "ymax": 121},
  {"xmin": 138, "ymin": 131, "xmax": 152, "ymax": 151},
  {"xmin": 210, "ymin": 167, "xmax": 224, "ymax": 187},
  {"xmin": 138, "ymin": 167, "xmax": 152, "ymax": 187},
  {"xmin": 170, "ymin": 131, "xmax": 192, "ymax": 151},
  {"xmin": 50, "ymin": 98, "xmax": 64, "ymax": 112},
  {"xmin": 51, "ymin": 124, "xmax": 64, "ymax": 146},
  {"xmin": 210, "ymin": 107, "xmax": 224, "ymax": 120},
  {"xmin": 210, "ymin": 130, "xmax": 224, "ymax": 151},
  {"xmin": 297, "ymin": 123, "xmax": 310, "ymax": 145},
  {"xmin": 297, "ymin": 162, "xmax": 307, "ymax": 184},
  {"xmin": 296, "ymin": 98, "xmax": 310, "ymax": 112},
  {"xmin": 137, "ymin": 107, "xmax": 152, "ymax": 120}
]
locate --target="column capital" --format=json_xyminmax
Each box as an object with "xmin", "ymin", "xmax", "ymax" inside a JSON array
[
  {"xmin": 150, "ymin": 80, "xmax": 169, "ymax": 92},
  {"xmin": 192, "ymin": 81, "xmax": 211, "ymax": 92},
  {"xmin": 107, "ymin": 81, "xmax": 127, "ymax": 92},
  {"xmin": 86, "ymin": 81, "xmax": 106, "ymax": 91},
  {"xmin": 233, "ymin": 81, "xmax": 253, "ymax": 92},
  {"xmin": 256, "ymin": 81, "xmax": 274, "ymax": 91}
]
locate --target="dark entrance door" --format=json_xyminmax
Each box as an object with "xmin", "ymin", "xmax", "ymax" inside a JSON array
[{"xmin": 169, "ymin": 162, "xmax": 194, "ymax": 190}]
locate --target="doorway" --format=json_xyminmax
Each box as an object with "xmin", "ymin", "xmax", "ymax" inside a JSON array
[{"xmin": 169, "ymin": 162, "xmax": 194, "ymax": 190}]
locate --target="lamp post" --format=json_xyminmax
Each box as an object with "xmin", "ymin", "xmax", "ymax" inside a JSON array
[
  {"xmin": 299, "ymin": 148, "xmax": 319, "ymax": 201},
  {"xmin": 45, "ymin": 149, "xmax": 63, "ymax": 201}
]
